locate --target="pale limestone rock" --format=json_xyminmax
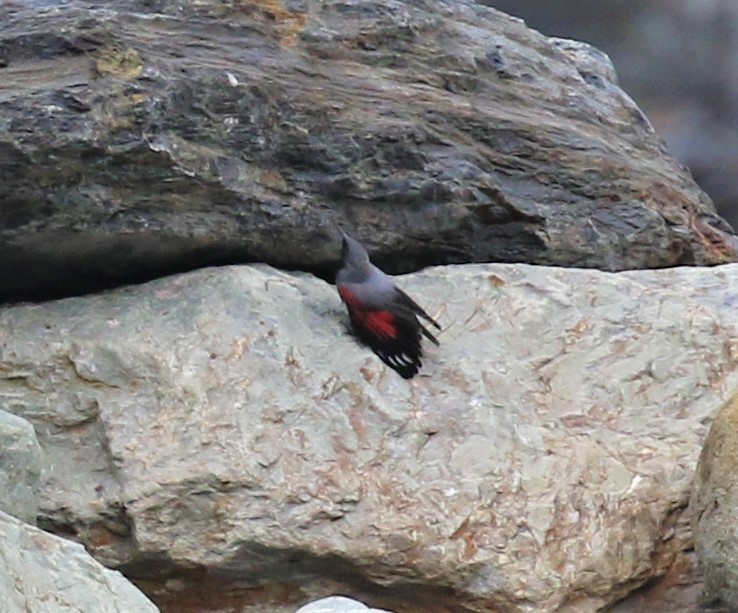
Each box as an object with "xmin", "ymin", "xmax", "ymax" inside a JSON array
[
  {"xmin": 0, "ymin": 509, "xmax": 157, "ymax": 613},
  {"xmin": 691, "ymin": 392, "xmax": 738, "ymax": 611},
  {"xmin": 296, "ymin": 595, "xmax": 394, "ymax": 612},
  {"xmin": 0, "ymin": 410, "xmax": 41, "ymax": 524},
  {"xmin": 1, "ymin": 262, "xmax": 738, "ymax": 611}
]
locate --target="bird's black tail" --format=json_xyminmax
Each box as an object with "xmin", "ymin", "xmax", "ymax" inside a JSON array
[
  {"xmin": 420, "ymin": 323, "xmax": 440, "ymax": 346},
  {"xmin": 396, "ymin": 288, "xmax": 442, "ymax": 331}
]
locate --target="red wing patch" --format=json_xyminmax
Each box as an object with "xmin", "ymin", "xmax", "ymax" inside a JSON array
[
  {"xmin": 364, "ymin": 310, "xmax": 397, "ymax": 340},
  {"xmin": 339, "ymin": 283, "xmax": 427, "ymax": 376},
  {"xmin": 338, "ymin": 285, "xmax": 360, "ymax": 310},
  {"xmin": 338, "ymin": 286, "xmax": 398, "ymax": 340}
]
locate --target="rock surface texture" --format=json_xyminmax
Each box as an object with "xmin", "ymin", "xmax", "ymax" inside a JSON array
[
  {"xmin": 482, "ymin": 0, "xmax": 738, "ymax": 230},
  {"xmin": 0, "ymin": 509, "xmax": 158, "ymax": 613},
  {"xmin": 1, "ymin": 262, "xmax": 737, "ymax": 612},
  {"xmin": 691, "ymin": 392, "xmax": 738, "ymax": 611},
  {"xmin": 0, "ymin": 410, "xmax": 41, "ymax": 524},
  {"xmin": 0, "ymin": 0, "xmax": 736, "ymax": 301}
]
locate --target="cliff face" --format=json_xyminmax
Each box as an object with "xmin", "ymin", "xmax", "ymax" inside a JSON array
[
  {"xmin": 2, "ymin": 2, "xmax": 736, "ymax": 612},
  {"xmin": 1, "ymin": 0, "xmax": 735, "ymax": 302}
]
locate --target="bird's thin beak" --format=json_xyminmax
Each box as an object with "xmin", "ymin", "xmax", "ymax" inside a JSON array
[{"xmin": 341, "ymin": 235, "xmax": 349, "ymax": 260}]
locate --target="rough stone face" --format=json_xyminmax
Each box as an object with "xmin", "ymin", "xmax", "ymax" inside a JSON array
[
  {"xmin": 0, "ymin": 0, "xmax": 735, "ymax": 301},
  {"xmin": 609, "ymin": 550, "xmax": 722, "ymax": 613},
  {"xmin": 483, "ymin": 0, "xmax": 738, "ymax": 230},
  {"xmin": 0, "ymin": 509, "xmax": 157, "ymax": 613},
  {"xmin": 691, "ymin": 392, "xmax": 738, "ymax": 611},
  {"xmin": 1, "ymin": 262, "xmax": 737, "ymax": 612},
  {"xmin": 0, "ymin": 410, "xmax": 41, "ymax": 524}
]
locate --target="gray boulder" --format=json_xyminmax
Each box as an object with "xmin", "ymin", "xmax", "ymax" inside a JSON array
[
  {"xmin": 691, "ymin": 392, "xmax": 738, "ymax": 611},
  {"xmin": 0, "ymin": 509, "xmax": 157, "ymax": 613},
  {"xmin": 0, "ymin": 0, "xmax": 734, "ymax": 301},
  {"xmin": 483, "ymin": 0, "xmax": 738, "ymax": 230},
  {"xmin": 1, "ymin": 261, "xmax": 737, "ymax": 611},
  {"xmin": 0, "ymin": 410, "xmax": 41, "ymax": 524}
]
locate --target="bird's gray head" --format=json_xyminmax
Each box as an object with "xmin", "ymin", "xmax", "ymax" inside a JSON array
[{"xmin": 340, "ymin": 233, "xmax": 371, "ymax": 272}]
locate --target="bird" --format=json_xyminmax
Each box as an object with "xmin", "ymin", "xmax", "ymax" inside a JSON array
[{"xmin": 335, "ymin": 232, "xmax": 441, "ymax": 379}]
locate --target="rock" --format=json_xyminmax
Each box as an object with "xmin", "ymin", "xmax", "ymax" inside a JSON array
[
  {"xmin": 296, "ymin": 596, "xmax": 394, "ymax": 613},
  {"xmin": 0, "ymin": 509, "xmax": 157, "ymax": 613},
  {"xmin": 482, "ymin": 0, "xmax": 738, "ymax": 231},
  {"xmin": 1, "ymin": 261, "xmax": 738, "ymax": 611},
  {"xmin": 609, "ymin": 550, "xmax": 717, "ymax": 613},
  {"xmin": 691, "ymin": 392, "xmax": 738, "ymax": 611},
  {"xmin": 0, "ymin": 410, "xmax": 41, "ymax": 524},
  {"xmin": 0, "ymin": 0, "xmax": 735, "ymax": 302}
]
